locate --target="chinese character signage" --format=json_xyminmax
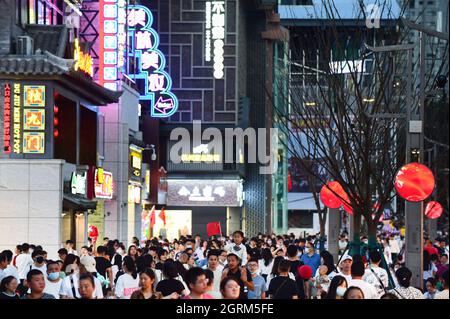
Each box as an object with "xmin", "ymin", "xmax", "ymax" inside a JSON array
[
  {"xmin": 22, "ymin": 132, "xmax": 45, "ymax": 154},
  {"xmin": 205, "ymin": 1, "xmax": 226, "ymax": 79},
  {"xmin": 24, "ymin": 85, "xmax": 45, "ymax": 107},
  {"xmin": 127, "ymin": 5, "xmax": 179, "ymax": 118},
  {"xmin": 13, "ymin": 83, "xmax": 21, "ymax": 154},
  {"xmin": 167, "ymin": 179, "xmax": 243, "ymax": 207},
  {"xmin": 94, "ymin": 169, "xmax": 114, "ymax": 199},
  {"xmin": 23, "ymin": 109, "xmax": 45, "ymax": 130},
  {"xmin": 3, "ymin": 84, "xmax": 11, "ymax": 154},
  {"xmin": 129, "ymin": 146, "xmax": 142, "ymax": 182}
]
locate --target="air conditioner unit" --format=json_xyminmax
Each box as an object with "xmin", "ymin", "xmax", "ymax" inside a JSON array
[{"xmin": 16, "ymin": 36, "xmax": 34, "ymax": 55}]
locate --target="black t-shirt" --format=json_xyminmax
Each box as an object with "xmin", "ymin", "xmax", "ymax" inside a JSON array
[
  {"xmin": 268, "ymin": 276, "xmax": 299, "ymax": 299},
  {"xmin": 246, "ymin": 246, "xmax": 261, "ymax": 260},
  {"xmin": 226, "ymin": 267, "xmax": 253, "ymax": 299},
  {"xmin": 0, "ymin": 292, "xmax": 19, "ymax": 299},
  {"xmin": 95, "ymin": 256, "xmax": 112, "ymax": 278},
  {"xmin": 155, "ymin": 279, "xmax": 184, "ymax": 297},
  {"xmin": 155, "ymin": 262, "xmax": 164, "ymax": 271},
  {"xmin": 288, "ymin": 260, "xmax": 303, "ymax": 277}
]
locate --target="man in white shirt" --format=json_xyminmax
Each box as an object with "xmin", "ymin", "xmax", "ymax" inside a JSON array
[
  {"xmin": 29, "ymin": 250, "xmax": 47, "ymax": 275},
  {"xmin": 203, "ymin": 250, "xmax": 223, "ymax": 293},
  {"xmin": 0, "ymin": 252, "xmax": 8, "ymax": 282},
  {"xmin": 363, "ymin": 250, "xmax": 389, "ymax": 297},
  {"xmin": 389, "ymin": 235, "xmax": 400, "ymax": 263},
  {"xmin": 15, "ymin": 243, "xmax": 34, "ymax": 282},
  {"xmin": 348, "ymin": 261, "xmax": 379, "ymax": 299},
  {"xmin": 44, "ymin": 261, "xmax": 63, "ymax": 299},
  {"xmin": 338, "ymin": 255, "xmax": 353, "ymax": 282},
  {"xmin": 225, "ymin": 231, "xmax": 248, "ymax": 266}
]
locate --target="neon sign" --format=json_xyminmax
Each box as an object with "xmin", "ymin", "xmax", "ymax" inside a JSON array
[
  {"xmin": 13, "ymin": 83, "xmax": 21, "ymax": 154},
  {"xmin": 94, "ymin": 169, "xmax": 114, "ymax": 199},
  {"xmin": 3, "ymin": 84, "xmax": 11, "ymax": 154},
  {"xmin": 74, "ymin": 39, "xmax": 94, "ymax": 77},
  {"xmin": 205, "ymin": 1, "xmax": 226, "ymax": 79},
  {"xmin": 22, "ymin": 85, "xmax": 46, "ymax": 154},
  {"xmin": 128, "ymin": 5, "xmax": 178, "ymax": 118}
]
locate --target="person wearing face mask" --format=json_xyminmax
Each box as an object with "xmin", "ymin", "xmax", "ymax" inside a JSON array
[
  {"xmin": 29, "ymin": 250, "xmax": 47, "ymax": 277},
  {"xmin": 43, "ymin": 261, "xmax": 63, "ymax": 299},
  {"xmin": 325, "ymin": 275, "xmax": 348, "ymax": 299},
  {"xmin": 247, "ymin": 259, "xmax": 267, "ymax": 299},
  {"xmin": 300, "ymin": 241, "xmax": 321, "ymax": 275}
]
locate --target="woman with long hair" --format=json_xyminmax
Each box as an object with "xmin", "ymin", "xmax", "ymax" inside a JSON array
[
  {"xmin": 127, "ymin": 245, "xmax": 138, "ymax": 262},
  {"xmin": 114, "ymin": 256, "xmax": 139, "ymax": 299},
  {"xmin": 131, "ymin": 268, "xmax": 159, "ymax": 299},
  {"xmin": 325, "ymin": 275, "xmax": 348, "ymax": 299},
  {"xmin": 258, "ymin": 248, "xmax": 274, "ymax": 282}
]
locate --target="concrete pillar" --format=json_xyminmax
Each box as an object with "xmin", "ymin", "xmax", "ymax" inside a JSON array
[
  {"xmin": 327, "ymin": 208, "xmax": 340, "ymax": 262},
  {"xmin": 405, "ymin": 201, "xmax": 424, "ymax": 289}
]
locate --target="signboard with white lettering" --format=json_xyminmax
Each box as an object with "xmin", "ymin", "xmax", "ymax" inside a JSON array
[{"xmin": 167, "ymin": 179, "xmax": 243, "ymax": 207}]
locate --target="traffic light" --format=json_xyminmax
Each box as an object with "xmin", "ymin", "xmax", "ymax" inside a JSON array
[{"xmin": 53, "ymin": 105, "xmax": 59, "ymax": 138}]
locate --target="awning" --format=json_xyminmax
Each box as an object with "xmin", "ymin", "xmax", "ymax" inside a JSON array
[{"xmin": 63, "ymin": 194, "xmax": 97, "ymax": 211}]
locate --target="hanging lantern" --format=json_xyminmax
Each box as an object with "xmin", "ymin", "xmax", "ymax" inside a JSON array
[
  {"xmin": 320, "ymin": 181, "xmax": 347, "ymax": 209},
  {"xmin": 342, "ymin": 199, "xmax": 353, "ymax": 215},
  {"xmin": 394, "ymin": 163, "xmax": 435, "ymax": 202},
  {"xmin": 425, "ymin": 201, "xmax": 443, "ymax": 219}
]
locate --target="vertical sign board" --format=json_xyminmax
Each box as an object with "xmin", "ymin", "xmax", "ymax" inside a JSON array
[
  {"xmin": 3, "ymin": 84, "xmax": 11, "ymax": 154},
  {"xmin": 127, "ymin": 5, "xmax": 178, "ymax": 118},
  {"xmin": 99, "ymin": 0, "xmax": 126, "ymax": 91},
  {"xmin": 205, "ymin": 1, "xmax": 226, "ymax": 79},
  {"xmin": 22, "ymin": 85, "xmax": 46, "ymax": 154},
  {"xmin": 13, "ymin": 83, "xmax": 21, "ymax": 154}
]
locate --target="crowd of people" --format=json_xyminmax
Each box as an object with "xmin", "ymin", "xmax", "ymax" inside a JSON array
[{"xmin": 0, "ymin": 231, "xmax": 448, "ymax": 300}]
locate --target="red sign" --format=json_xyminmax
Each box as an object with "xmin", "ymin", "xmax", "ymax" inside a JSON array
[
  {"xmin": 394, "ymin": 163, "xmax": 435, "ymax": 202},
  {"xmin": 3, "ymin": 84, "xmax": 11, "ymax": 154},
  {"xmin": 94, "ymin": 169, "xmax": 114, "ymax": 199}
]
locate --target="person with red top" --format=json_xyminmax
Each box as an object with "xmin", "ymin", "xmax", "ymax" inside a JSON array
[
  {"xmin": 424, "ymin": 238, "xmax": 439, "ymax": 256},
  {"xmin": 181, "ymin": 267, "xmax": 214, "ymax": 299}
]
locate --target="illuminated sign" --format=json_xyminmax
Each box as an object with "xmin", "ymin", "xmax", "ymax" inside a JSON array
[
  {"xmin": 128, "ymin": 184, "xmax": 141, "ymax": 204},
  {"xmin": 74, "ymin": 38, "xmax": 94, "ymax": 77},
  {"xmin": 94, "ymin": 169, "xmax": 114, "ymax": 199},
  {"xmin": 3, "ymin": 84, "xmax": 11, "ymax": 154},
  {"xmin": 127, "ymin": 5, "xmax": 178, "ymax": 118},
  {"xmin": 23, "ymin": 109, "xmax": 45, "ymax": 130},
  {"xmin": 167, "ymin": 179, "xmax": 244, "ymax": 207},
  {"xmin": 205, "ymin": 1, "xmax": 226, "ymax": 79},
  {"xmin": 129, "ymin": 146, "xmax": 143, "ymax": 182},
  {"xmin": 180, "ymin": 154, "xmax": 221, "ymax": 162},
  {"xmin": 23, "ymin": 132, "xmax": 45, "ymax": 154},
  {"xmin": 13, "ymin": 83, "xmax": 21, "ymax": 154},
  {"xmin": 24, "ymin": 85, "xmax": 45, "ymax": 107},
  {"xmin": 71, "ymin": 171, "xmax": 87, "ymax": 195}
]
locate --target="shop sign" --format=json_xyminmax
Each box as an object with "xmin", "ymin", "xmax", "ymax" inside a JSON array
[
  {"xmin": 13, "ymin": 83, "xmax": 21, "ymax": 154},
  {"xmin": 23, "ymin": 109, "xmax": 45, "ymax": 130},
  {"xmin": 24, "ymin": 85, "xmax": 45, "ymax": 107},
  {"xmin": 3, "ymin": 84, "xmax": 11, "ymax": 154},
  {"xmin": 205, "ymin": 1, "xmax": 226, "ymax": 79},
  {"xmin": 94, "ymin": 169, "xmax": 114, "ymax": 199},
  {"xmin": 129, "ymin": 146, "xmax": 143, "ymax": 182},
  {"xmin": 128, "ymin": 184, "xmax": 141, "ymax": 204},
  {"xmin": 127, "ymin": 5, "xmax": 178, "ymax": 118},
  {"xmin": 167, "ymin": 179, "xmax": 243, "ymax": 207},
  {"xmin": 74, "ymin": 38, "xmax": 94, "ymax": 77},
  {"xmin": 23, "ymin": 132, "xmax": 45, "ymax": 154},
  {"xmin": 71, "ymin": 171, "xmax": 87, "ymax": 195},
  {"xmin": 22, "ymin": 85, "xmax": 46, "ymax": 154}
]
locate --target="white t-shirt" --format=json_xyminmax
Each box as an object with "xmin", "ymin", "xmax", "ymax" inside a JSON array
[
  {"xmin": 203, "ymin": 265, "xmax": 223, "ymax": 292},
  {"xmin": 3, "ymin": 265, "xmax": 20, "ymax": 282},
  {"xmin": 258, "ymin": 259, "xmax": 274, "ymax": 277},
  {"xmin": 225, "ymin": 243, "xmax": 248, "ymax": 266},
  {"xmin": 423, "ymin": 263, "xmax": 438, "ymax": 280},
  {"xmin": 363, "ymin": 266, "xmax": 389, "ymax": 297},
  {"xmin": 59, "ymin": 274, "xmax": 104, "ymax": 299},
  {"xmin": 114, "ymin": 273, "xmax": 140, "ymax": 299},
  {"xmin": 44, "ymin": 278, "xmax": 63, "ymax": 299},
  {"xmin": 390, "ymin": 239, "xmax": 400, "ymax": 254},
  {"xmin": 15, "ymin": 254, "xmax": 33, "ymax": 280},
  {"xmin": 30, "ymin": 264, "xmax": 47, "ymax": 275},
  {"xmin": 348, "ymin": 279, "xmax": 379, "ymax": 299},
  {"xmin": 338, "ymin": 272, "xmax": 353, "ymax": 283},
  {"xmin": 67, "ymin": 248, "xmax": 78, "ymax": 256}
]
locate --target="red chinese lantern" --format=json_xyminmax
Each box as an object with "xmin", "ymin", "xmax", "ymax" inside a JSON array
[
  {"xmin": 425, "ymin": 201, "xmax": 443, "ymax": 219},
  {"xmin": 394, "ymin": 163, "xmax": 435, "ymax": 202},
  {"xmin": 320, "ymin": 181, "xmax": 347, "ymax": 208}
]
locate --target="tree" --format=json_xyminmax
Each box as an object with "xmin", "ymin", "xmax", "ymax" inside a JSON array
[{"xmin": 269, "ymin": 0, "xmax": 448, "ymax": 251}]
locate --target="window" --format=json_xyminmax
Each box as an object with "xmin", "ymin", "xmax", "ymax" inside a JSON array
[{"xmin": 288, "ymin": 210, "xmax": 314, "ymax": 228}]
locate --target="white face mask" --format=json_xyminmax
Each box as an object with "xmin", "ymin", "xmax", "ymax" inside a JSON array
[
  {"xmin": 116, "ymin": 248, "xmax": 124, "ymax": 255},
  {"xmin": 336, "ymin": 287, "xmax": 346, "ymax": 297}
]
